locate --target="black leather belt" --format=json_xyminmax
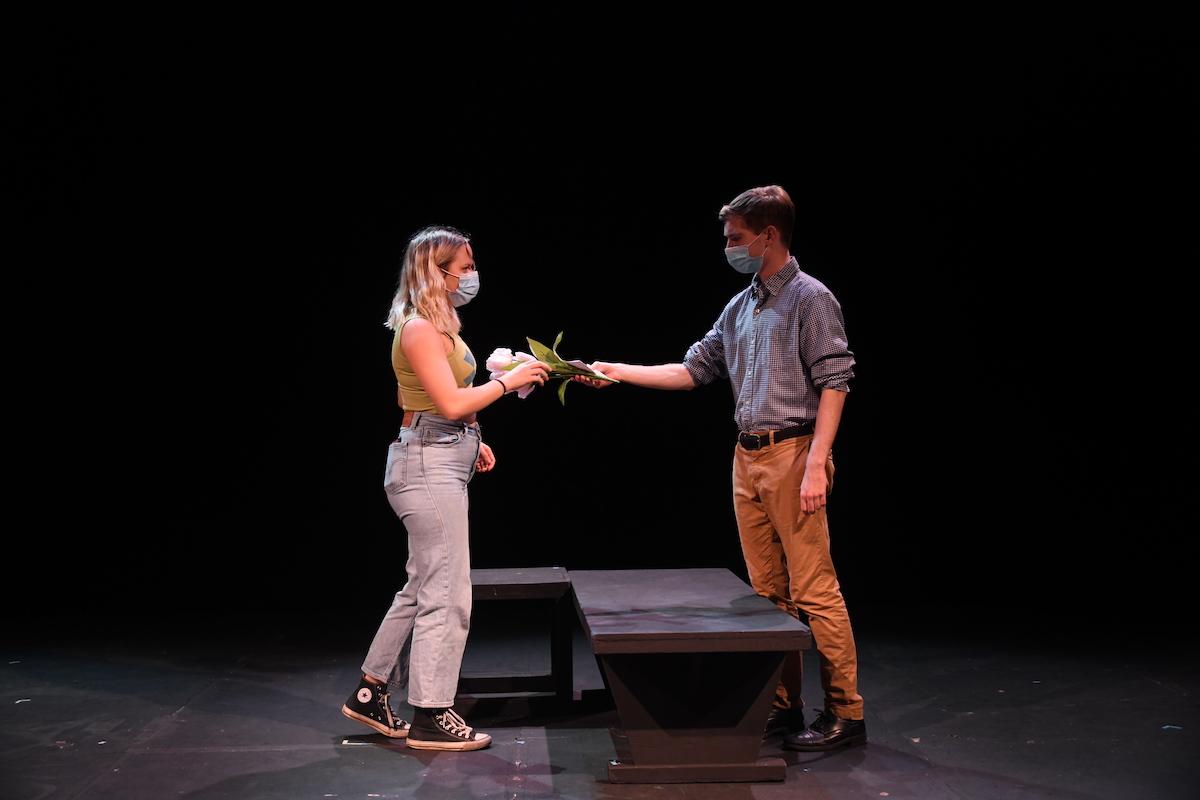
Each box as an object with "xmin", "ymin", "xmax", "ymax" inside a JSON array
[{"xmin": 738, "ymin": 422, "xmax": 815, "ymax": 450}]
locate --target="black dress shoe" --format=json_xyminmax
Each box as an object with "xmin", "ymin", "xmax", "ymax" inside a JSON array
[
  {"xmin": 783, "ymin": 710, "xmax": 867, "ymax": 751},
  {"xmin": 763, "ymin": 707, "xmax": 805, "ymax": 738}
]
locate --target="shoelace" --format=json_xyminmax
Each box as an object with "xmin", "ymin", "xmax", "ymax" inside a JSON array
[
  {"xmin": 438, "ymin": 708, "xmax": 472, "ymax": 738},
  {"xmin": 808, "ymin": 710, "xmax": 831, "ymax": 732},
  {"xmin": 377, "ymin": 690, "xmax": 396, "ymax": 728},
  {"xmin": 811, "ymin": 714, "xmax": 840, "ymax": 734}
]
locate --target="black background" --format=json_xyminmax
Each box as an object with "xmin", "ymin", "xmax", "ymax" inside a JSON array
[{"xmin": 9, "ymin": 16, "xmax": 1197, "ymax": 635}]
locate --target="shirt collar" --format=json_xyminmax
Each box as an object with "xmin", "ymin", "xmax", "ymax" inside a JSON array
[{"xmin": 751, "ymin": 257, "xmax": 799, "ymax": 299}]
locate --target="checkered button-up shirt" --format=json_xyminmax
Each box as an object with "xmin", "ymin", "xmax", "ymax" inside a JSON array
[{"xmin": 683, "ymin": 257, "xmax": 855, "ymax": 433}]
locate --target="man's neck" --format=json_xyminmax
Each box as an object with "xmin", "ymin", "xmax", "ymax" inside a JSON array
[{"xmin": 757, "ymin": 251, "xmax": 793, "ymax": 282}]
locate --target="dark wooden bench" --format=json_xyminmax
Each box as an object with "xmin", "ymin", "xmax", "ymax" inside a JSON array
[
  {"xmin": 570, "ymin": 568, "xmax": 812, "ymax": 783},
  {"xmin": 458, "ymin": 567, "xmax": 573, "ymax": 705}
]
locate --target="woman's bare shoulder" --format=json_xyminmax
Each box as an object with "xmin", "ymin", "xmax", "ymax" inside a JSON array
[{"xmin": 401, "ymin": 317, "xmax": 453, "ymax": 354}]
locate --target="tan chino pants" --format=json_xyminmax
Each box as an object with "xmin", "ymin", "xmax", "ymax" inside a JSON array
[{"xmin": 732, "ymin": 434, "xmax": 864, "ymax": 720}]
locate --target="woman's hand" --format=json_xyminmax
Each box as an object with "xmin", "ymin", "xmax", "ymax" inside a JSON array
[
  {"xmin": 572, "ymin": 361, "xmax": 622, "ymax": 388},
  {"xmin": 475, "ymin": 442, "xmax": 496, "ymax": 473},
  {"xmin": 501, "ymin": 359, "xmax": 552, "ymax": 392}
]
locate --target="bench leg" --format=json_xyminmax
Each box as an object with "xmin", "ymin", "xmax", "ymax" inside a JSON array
[
  {"xmin": 598, "ymin": 651, "xmax": 787, "ymax": 783},
  {"xmin": 551, "ymin": 594, "xmax": 574, "ymax": 705}
]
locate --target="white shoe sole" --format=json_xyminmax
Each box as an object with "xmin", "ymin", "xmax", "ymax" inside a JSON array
[
  {"xmin": 342, "ymin": 705, "xmax": 409, "ymax": 738},
  {"xmin": 405, "ymin": 733, "xmax": 492, "ymax": 751}
]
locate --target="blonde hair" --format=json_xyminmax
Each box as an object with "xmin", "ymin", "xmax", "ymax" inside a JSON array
[{"xmin": 384, "ymin": 226, "xmax": 468, "ymax": 334}]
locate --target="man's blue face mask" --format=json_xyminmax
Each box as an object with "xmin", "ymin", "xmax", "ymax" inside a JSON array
[{"xmin": 724, "ymin": 231, "xmax": 765, "ymax": 274}]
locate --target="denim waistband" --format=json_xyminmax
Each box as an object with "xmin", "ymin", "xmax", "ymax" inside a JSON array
[{"xmin": 401, "ymin": 410, "xmax": 478, "ymax": 435}]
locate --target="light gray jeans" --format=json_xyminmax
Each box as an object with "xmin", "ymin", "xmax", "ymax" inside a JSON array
[{"xmin": 361, "ymin": 411, "xmax": 480, "ymax": 708}]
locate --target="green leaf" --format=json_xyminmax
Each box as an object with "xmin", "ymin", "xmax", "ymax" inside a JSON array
[
  {"xmin": 553, "ymin": 331, "xmax": 564, "ymax": 354},
  {"xmin": 526, "ymin": 336, "xmax": 568, "ymax": 369},
  {"xmin": 526, "ymin": 336, "xmax": 555, "ymax": 364},
  {"xmin": 557, "ymin": 378, "xmax": 569, "ymax": 405}
]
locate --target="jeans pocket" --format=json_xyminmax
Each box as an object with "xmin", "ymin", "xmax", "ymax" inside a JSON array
[
  {"xmin": 384, "ymin": 441, "xmax": 408, "ymax": 494},
  {"xmin": 421, "ymin": 429, "xmax": 464, "ymax": 447}
]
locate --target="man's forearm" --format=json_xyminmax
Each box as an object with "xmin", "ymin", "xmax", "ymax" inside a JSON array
[
  {"xmin": 807, "ymin": 388, "xmax": 847, "ymax": 464},
  {"xmin": 615, "ymin": 363, "xmax": 696, "ymax": 390}
]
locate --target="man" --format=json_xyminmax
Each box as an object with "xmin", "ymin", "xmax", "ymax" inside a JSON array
[{"xmin": 579, "ymin": 185, "xmax": 865, "ymax": 751}]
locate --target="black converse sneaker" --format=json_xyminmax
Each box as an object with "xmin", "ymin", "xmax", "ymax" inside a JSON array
[
  {"xmin": 406, "ymin": 707, "xmax": 492, "ymax": 751},
  {"xmin": 341, "ymin": 677, "xmax": 409, "ymax": 738}
]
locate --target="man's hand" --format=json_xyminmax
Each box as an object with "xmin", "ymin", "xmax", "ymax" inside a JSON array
[
  {"xmin": 799, "ymin": 460, "xmax": 828, "ymax": 514},
  {"xmin": 572, "ymin": 361, "xmax": 623, "ymax": 388}
]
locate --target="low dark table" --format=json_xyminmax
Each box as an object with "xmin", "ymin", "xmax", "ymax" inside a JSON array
[
  {"xmin": 570, "ymin": 568, "xmax": 812, "ymax": 783},
  {"xmin": 458, "ymin": 567, "xmax": 573, "ymax": 704}
]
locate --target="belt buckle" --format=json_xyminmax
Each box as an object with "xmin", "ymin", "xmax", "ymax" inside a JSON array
[{"xmin": 741, "ymin": 432, "xmax": 762, "ymax": 450}]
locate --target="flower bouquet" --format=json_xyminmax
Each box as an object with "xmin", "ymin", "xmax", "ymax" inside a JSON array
[{"xmin": 487, "ymin": 332, "xmax": 617, "ymax": 404}]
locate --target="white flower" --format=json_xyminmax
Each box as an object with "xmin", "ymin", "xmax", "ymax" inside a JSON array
[
  {"xmin": 487, "ymin": 348, "xmax": 538, "ymax": 397},
  {"xmin": 486, "ymin": 348, "xmax": 515, "ymax": 372}
]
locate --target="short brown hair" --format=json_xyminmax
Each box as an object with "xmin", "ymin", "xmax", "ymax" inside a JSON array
[{"xmin": 718, "ymin": 185, "xmax": 795, "ymax": 248}]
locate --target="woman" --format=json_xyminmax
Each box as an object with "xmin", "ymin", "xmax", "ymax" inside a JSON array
[{"xmin": 340, "ymin": 226, "xmax": 549, "ymax": 751}]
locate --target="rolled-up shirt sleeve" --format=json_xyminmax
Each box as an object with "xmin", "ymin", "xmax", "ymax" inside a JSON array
[
  {"xmin": 683, "ymin": 307, "xmax": 729, "ymax": 386},
  {"xmin": 802, "ymin": 291, "xmax": 855, "ymax": 392}
]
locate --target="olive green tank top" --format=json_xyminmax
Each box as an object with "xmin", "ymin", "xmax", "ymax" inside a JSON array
[{"xmin": 392, "ymin": 316, "xmax": 477, "ymax": 412}]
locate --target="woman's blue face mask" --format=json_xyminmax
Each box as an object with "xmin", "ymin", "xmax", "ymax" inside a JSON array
[{"xmin": 441, "ymin": 268, "xmax": 480, "ymax": 307}]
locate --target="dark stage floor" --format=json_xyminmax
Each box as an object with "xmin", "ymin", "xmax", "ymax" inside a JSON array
[{"xmin": 2, "ymin": 607, "xmax": 1196, "ymax": 799}]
